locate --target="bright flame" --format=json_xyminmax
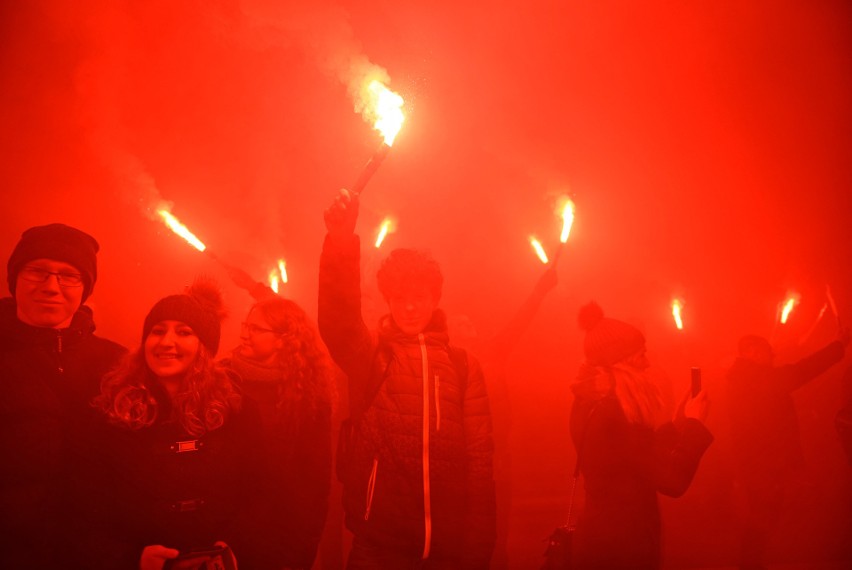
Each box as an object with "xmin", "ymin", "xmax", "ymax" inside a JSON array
[
  {"xmin": 374, "ymin": 217, "xmax": 395, "ymax": 248},
  {"xmin": 779, "ymin": 293, "xmax": 800, "ymax": 324},
  {"xmin": 559, "ymin": 198, "xmax": 576, "ymax": 243},
  {"xmin": 529, "ymin": 237, "xmax": 549, "ymax": 264},
  {"xmin": 368, "ymin": 80, "xmax": 404, "ymax": 146},
  {"xmin": 157, "ymin": 209, "xmax": 206, "ymax": 252},
  {"xmin": 277, "ymin": 259, "xmax": 288, "ymax": 284},
  {"xmin": 671, "ymin": 298, "xmax": 684, "ymax": 330},
  {"xmin": 268, "ymin": 270, "xmax": 280, "ymax": 294}
]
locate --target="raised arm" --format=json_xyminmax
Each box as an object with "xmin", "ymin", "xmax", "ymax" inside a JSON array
[
  {"xmin": 318, "ymin": 189, "xmax": 374, "ymax": 395},
  {"xmin": 778, "ymin": 327, "xmax": 848, "ymax": 392},
  {"xmin": 489, "ymin": 265, "xmax": 557, "ymax": 359}
]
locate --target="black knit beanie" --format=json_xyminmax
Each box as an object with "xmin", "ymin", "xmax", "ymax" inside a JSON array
[
  {"xmin": 578, "ymin": 301, "xmax": 646, "ymax": 367},
  {"xmin": 7, "ymin": 223, "xmax": 99, "ymax": 301},
  {"xmin": 142, "ymin": 279, "xmax": 225, "ymax": 356}
]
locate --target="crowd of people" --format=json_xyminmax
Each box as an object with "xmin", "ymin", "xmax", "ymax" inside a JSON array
[{"xmin": 1, "ymin": 190, "xmax": 849, "ymax": 570}]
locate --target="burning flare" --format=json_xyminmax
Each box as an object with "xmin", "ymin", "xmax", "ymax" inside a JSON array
[
  {"xmin": 157, "ymin": 209, "xmax": 206, "ymax": 252},
  {"xmin": 268, "ymin": 270, "xmax": 280, "ymax": 294},
  {"xmin": 559, "ymin": 198, "xmax": 576, "ymax": 243},
  {"xmin": 367, "ymin": 80, "xmax": 405, "ymax": 146},
  {"xmin": 375, "ymin": 217, "xmax": 395, "ymax": 248},
  {"xmin": 268, "ymin": 259, "xmax": 288, "ymax": 293},
  {"xmin": 779, "ymin": 293, "xmax": 800, "ymax": 324},
  {"xmin": 529, "ymin": 237, "xmax": 549, "ymax": 264},
  {"xmin": 671, "ymin": 298, "xmax": 684, "ymax": 330}
]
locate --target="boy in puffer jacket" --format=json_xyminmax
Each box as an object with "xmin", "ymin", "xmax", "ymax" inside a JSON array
[{"xmin": 319, "ymin": 188, "xmax": 496, "ymax": 569}]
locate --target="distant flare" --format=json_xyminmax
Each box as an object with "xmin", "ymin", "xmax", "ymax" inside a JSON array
[
  {"xmin": 375, "ymin": 217, "xmax": 395, "ymax": 248},
  {"xmin": 268, "ymin": 259, "xmax": 288, "ymax": 293},
  {"xmin": 779, "ymin": 293, "xmax": 800, "ymax": 324},
  {"xmin": 268, "ymin": 270, "xmax": 280, "ymax": 294},
  {"xmin": 559, "ymin": 198, "xmax": 576, "ymax": 243},
  {"xmin": 529, "ymin": 237, "xmax": 549, "ymax": 264},
  {"xmin": 157, "ymin": 209, "xmax": 206, "ymax": 252},
  {"xmin": 671, "ymin": 298, "xmax": 684, "ymax": 330}
]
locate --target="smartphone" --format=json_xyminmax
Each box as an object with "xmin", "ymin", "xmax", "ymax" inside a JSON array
[{"xmin": 691, "ymin": 367, "xmax": 702, "ymax": 397}]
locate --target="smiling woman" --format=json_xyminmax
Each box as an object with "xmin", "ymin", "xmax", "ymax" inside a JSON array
[{"xmin": 75, "ymin": 278, "xmax": 265, "ymax": 570}]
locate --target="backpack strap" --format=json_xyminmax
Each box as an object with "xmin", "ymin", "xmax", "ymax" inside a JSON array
[{"xmin": 447, "ymin": 344, "xmax": 469, "ymax": 391}]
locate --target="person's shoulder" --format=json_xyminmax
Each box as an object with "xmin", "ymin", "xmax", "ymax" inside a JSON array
[{"xmin": 87, "ymin": 334, "xmax": 129, "ymax": 362}]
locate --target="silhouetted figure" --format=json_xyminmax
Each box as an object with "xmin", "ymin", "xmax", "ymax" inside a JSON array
[
  {"xmin": 726, "ymin": 329, "xmax": 849, "ymax": 570},
  {"xmin": 0, "ymin": 223, "xmax": 126, "ymax": 569},
  {"xmin": 319, "ymin": 188, "xmax": 496, "ymax": 569},
  {"xmin": 221, "ymin": 297, "xmax": 335, "ymax": 570},
  {"xmin": 569, "ymin": 302, "xmax": 713, "ymax": 570},
  {"xmin": 450, "ymin": 265, "xmax": 558, "ymax": 569},
  {"xmin": 80, "ymin": 279, "xmax": 263, "ymax": 569},
  {"xmin": 837, "ymin": 365, "xmax": 852, "ymax": 466}
]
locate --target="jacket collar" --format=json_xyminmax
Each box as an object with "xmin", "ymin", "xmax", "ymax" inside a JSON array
[
  {"xmin": 377, "ymin": 309, "xmax": 450, "ymax": 347},
  {"xmin": 0, "ymin": 296, "xmax": 96, "ymax": 349}
]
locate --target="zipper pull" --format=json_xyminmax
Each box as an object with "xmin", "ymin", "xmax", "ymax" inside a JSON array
[{"xmin": 56, "ymin": 332, "xmax": 64, "ymax": 373}]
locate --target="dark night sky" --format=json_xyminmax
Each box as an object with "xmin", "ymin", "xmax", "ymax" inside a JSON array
[{"xmin": 2, "ymin": 1, "xmax": 851, "ymax": 566}]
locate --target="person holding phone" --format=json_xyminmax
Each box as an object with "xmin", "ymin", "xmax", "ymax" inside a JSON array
[
  {"xmin": 78, "ymin": 278, "xmax": 263, "ymax": 569},
  {"xmin": 568, "ymin": 302, "xmax": 713, "ymax": 570}
]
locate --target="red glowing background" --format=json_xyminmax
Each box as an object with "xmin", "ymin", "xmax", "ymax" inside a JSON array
[{"xmin": 2, "ymin": 1, "xmax": 850, "ymax": 567}]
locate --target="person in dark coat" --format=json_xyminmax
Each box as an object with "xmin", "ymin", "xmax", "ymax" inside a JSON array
[
  {"xmin": 569, "ymin": 302, "xmax": 713, "ymax": 570},
  {"xmin": 81, "ymin": 278, "xmax": 264, "ymax": 570},
  {"xmin": 726, "ymin": 329, "xmax": 849, "ymax": 570},
  {"xmin": 836, "ymin": 364, "xmax": 852, "ymax": 466},
  {"xmin": 221, "ymin": 296, "xmax": 335, "ymax": 570},
  {"xmin": 0, "ymin": 223, "xmax": 126, "ymax": 569},
  {"xmin": 319, "ymin": 188, "xmax": 496, "ymax": 570}
]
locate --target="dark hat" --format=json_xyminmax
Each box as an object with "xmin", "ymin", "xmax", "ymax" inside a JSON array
[
  {"xmin": 578, "ymin": 301, "xmax": 646, "ymax": 367},
  {"xmin": 142, "ymin": 278, "xmax": 225, "ymax": 356},
  {"xmin": 7, "ymin": 223, "xmax": 100, "ymax": 302}
]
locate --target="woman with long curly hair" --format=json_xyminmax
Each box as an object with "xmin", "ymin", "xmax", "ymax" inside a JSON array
[
  {"xmin": 79, "ymin": 279, "xmax": 263, "ymax": 570},
  {"xmin": 568, "ymin": 302, "xmax": 713, "ymax": 570},
  {"xmin": 221, "ymin": 296, "xmax": 335, "ymax": 570}
]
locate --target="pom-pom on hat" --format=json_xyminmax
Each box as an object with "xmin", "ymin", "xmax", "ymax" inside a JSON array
[
  {"xmin": 143, "ymin": 277, "xmax": 226, "ymax": 356},
  {"xmin": 7, "ymin": 223, "xmax": 100, "ymax": 301},
  {"xmin": 578, "ymin": 301, "xmax": 646, "ymax": 367}
]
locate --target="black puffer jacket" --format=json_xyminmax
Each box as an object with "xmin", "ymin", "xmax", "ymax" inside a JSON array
[
  {"xmin": 0, "ymin": 297, "xmax": 126, "ymax": 568},
  {"xmin": 319, "ymin": 234, "xmax": 496, "ymax": 569}
]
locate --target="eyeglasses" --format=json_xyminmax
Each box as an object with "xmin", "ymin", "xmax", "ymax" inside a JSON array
[
  {"xmin": 19, "ymin": 267, "xmax": 84, "ymax": 287},
  {"xmin": 240, "ymin": 322, "xmax": 278, "ymax": 336}
]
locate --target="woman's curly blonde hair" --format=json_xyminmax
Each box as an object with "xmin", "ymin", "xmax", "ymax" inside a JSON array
[
  {"xmin": 95, "ymin": 339, "xmax": 241, "ymax": 437},
  {"xmin": 249, "ymin": 297, "xmax": 336, "ymax": 415}
]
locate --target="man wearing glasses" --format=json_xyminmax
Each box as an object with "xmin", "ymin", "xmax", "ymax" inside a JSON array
[{"xmin": 0, "ymin": 223, "xmax": 125, "ymax": 568}]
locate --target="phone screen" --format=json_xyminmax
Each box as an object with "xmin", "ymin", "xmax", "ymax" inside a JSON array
[{"xmin": 691, "ymin": 367, "xmax": 701, "ymax": 397}]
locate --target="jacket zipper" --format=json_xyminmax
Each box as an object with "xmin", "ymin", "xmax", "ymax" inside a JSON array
[
  {"xmin": 434, "ymin": 374, "xmax": 441, "ymax": 432},
  {"xmin": 419, "ymin": 333, "xmax": 432, "ymax": 559},
  {"xmin": 56, "ymin": 331, "xmax": 64, "ymax": 374},
  {"xmin": 364, "ymin": 457, "xmax": 378, "ymax": 521}
]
